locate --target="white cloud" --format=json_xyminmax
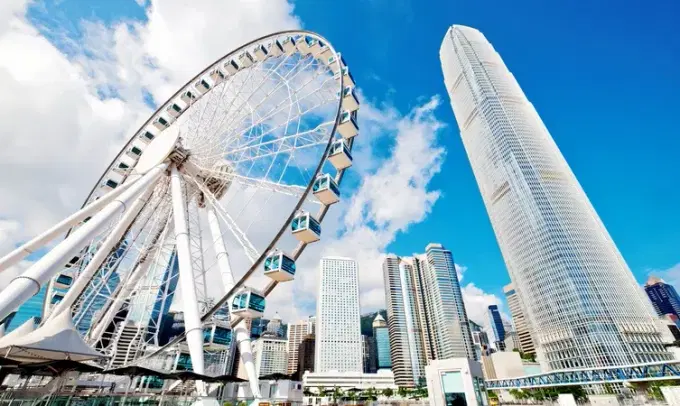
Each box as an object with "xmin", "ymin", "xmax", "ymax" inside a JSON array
[{"xmin": 648, "ymin": 263, "xmax": 680, "ymax": 289}]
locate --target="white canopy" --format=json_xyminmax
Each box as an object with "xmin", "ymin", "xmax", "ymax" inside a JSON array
[
  {"xmin": 0, "ymin": 311, "xmax": 107, "ymax": 362},
  {"xmin": 0, "ymin": 317, "xmax": 37, "ymax": 348}
]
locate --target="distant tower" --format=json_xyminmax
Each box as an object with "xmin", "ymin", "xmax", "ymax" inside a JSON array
[
  {"xmin": 504, "ymin": 283, "xmax": 536, "ymax": 355},
  {"xmin": 440, "ymin": 24, "xmax": 669, "ymax": 369},
  {"xmin": 645, "ymin": 276, "xmax": 680, "ymax": 318},
  {"xmin": 382, "ymin": 243, "xmax": 475, "ymax": 387},
  {"xmin": 487, "ymin": 305, "xmax": 506, "ymax": 351},
  {"xmin": 315, "ymin": 257, "xmax": 362, "ymax": 372},
  {"xmin": 253, "ymin": 332, "xmax": 288, "ymax": 377},
  {"xmin": 373, "ymin": 313, "xmax": 392, "ymax": 369},
  {"xmin": 286, "ymin": 316, "xmax": 315, "ymax": 375},
  {"xmin": 298, "ymin": 334, "xmax": 316, "ymax": 376},
  {"xmin": 267, "ymin": 313, "xmax": 282, "ymax": 336}
]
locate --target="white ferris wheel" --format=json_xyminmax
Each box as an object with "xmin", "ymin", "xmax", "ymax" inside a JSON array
[{"xmin": 0, "ymin": 30, "xmax": 359, "ymax": 395}]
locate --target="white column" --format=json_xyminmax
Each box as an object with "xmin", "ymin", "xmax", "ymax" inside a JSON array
[
  {"xmin": 205, "ymin": 205, "xmax": 260, "ymax": 399},
  {"xmin": 169, "ymin": 166, "xmax": 205, "ymax": 377},
  {"xmin": 0, "ymin": 177, "xmax": 139, "ymax": 272},
  {"xmin": 0, "ymin": 164, "xmax": 167, "ymax": 323},
  {"xmin": 48, "ymin": 188, "xmax": 154, "ymax": 320}
]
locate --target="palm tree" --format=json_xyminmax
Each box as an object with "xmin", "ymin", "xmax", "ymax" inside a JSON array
[
  {"xmin": 317, "ymin": 386, "xmax": 327, "ymax": 398},
  {"xmin": 363, "ymin": 387, "xmax": 378, "ymax": 401},
  {"xmin": 331, "ymin": 386, "xmax": 344, "ymax": 404},
  {"xmin": 397, "ymin": 386, "xmax": 410, "ymax": 399},
  {"xmin": 347, "ymin": 390, "xmax": 358, "ymax": 404}
]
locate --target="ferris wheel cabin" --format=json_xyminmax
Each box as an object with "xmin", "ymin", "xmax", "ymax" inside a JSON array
[
  {"xmin": 296, "ymin": 36, "xmax": 312, "ymax": 55},
  {"xmin": 113, "ymin": 161, "xmax": 131, "ymax": 175},
  {"xmin": 231, "ymin": 289, "xmax": 265, "ymax": 318},
  {"xmin": 152, "ymin": 116, "xmax": 171, "ymax": 131},
  {"xmin": 327, "ymin": 139, "xmax": 353, "ymax": 170},
  {"xmin": 340, "ymin": 86, "xmax": 360, "ymax": 113},
  {"xmin": 181, "ymin": 90, "xmax": 197, "ymax": 104},
  {"xmin": 264, "ymin": 251, "xmax": 296, "ymax": 282},
  {"xmin": 253, "ymin": 44, "xmax": 269, "ymax": 61},
  {"xmin": 270, "ymin": 39, "xmax": 285, "ymax": 57},
  {"xmin": 225, "ymin": 59, "xmax": 240, "ymax": 75},
  {"xmin": 281, "ymin": 36, "xmax": 296, "ymax": 55},
  {"xmin": 203, "ymin": 324, "xmax": 232, "ymax": 349},
  {"xmin": 50, "ymin": 292, "xmax": 65, "ymax": 305},
  {"xmin": 291, "ymin": 211, "xmax": 321, "ymax": 243},
  {"xmin": 338, "ymin": 110, "xmax": 359, "ymax": 139},
  {"xmin": 313, "ymin": 174, "xmax": 340, "ymax": 205},
  {"xmin": 126, "ymin": 145, "xmax": 143, "ymax": 160},
  {"xmin": 138, "ymin": 131, "xmax": 155, "ymax": 144},
  {"xmin": 53, "ymin": 273, "xmax": 74, "ymax": 290},
  {"xmin": 195, "ymin": 79, "xmax": 210, "ymax": 94},
  {"xmin": 335, "ymin": 66, "xmax": 355, "ymax": 88},
  {"xmin": 101, "ymin": 179, "xmax": 119, "ymax": 192},
  {"xmin": 326, "ymin": 53, "xmax": 347, "ymax": 74},
  {"xmin": 166, "ymin": 103, "xmax": 183, "ymax": 118},
  {"xmin": 238, "ymin": 52, "xmax": 254, "ymax": 69},
  {"xmin": 210, "ymin": 68, "xmax": 226, "ymax": 84}
]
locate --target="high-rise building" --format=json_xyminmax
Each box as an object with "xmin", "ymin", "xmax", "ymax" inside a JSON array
[
  {"xmin": 440, "ymin": 25, "xmax": 669, "ymax": 370},
  {"xmin": 469, "ymin": 320, "xmax": 491, "ymax": 360},
  {"xmin": 382, "ymin": 244, "xmax": 475, "ymax": 387},
  {"xmin": 253, "ymin": 332, "xmax": 288, "ymax": 377},
  {"xmin": 645, "ymin": 277, "xmax": 680, "ymax": 318},
  {"xmin": 504, "ymin": 331, "xmax": 518, "ymax": 352},
  {"xmin": 298, "ymin": 334, "xmax": 316, "ymax": 376},
  {"xmin": 315, "ymin": 257, "xmax": 362, "ymax": 373},
  {"xmin": 267, "ymin": 313, "xmax": 282, "ymax": 335},
  {"xmin": 373, "ymin": 314, "xmax": 391, "ymax": 369},
  {"xmin": 488, "ymin": 305, "xmax": 506, "ymax": 351},
  {"xmin": 287, "ymin": 316, "xmax": 315, "ymax": 375},
  {"xmin": 362, "ymin": 335, "xmax": 377, "ymax": 373},
  {"xmin": 504, "ymin": 283, "xmax": 536, "ymax": 355}
]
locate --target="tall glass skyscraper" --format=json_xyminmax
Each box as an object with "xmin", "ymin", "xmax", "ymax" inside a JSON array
[
  {"xmin": 440, "ymin": 25, "xmax": 669, "ymax": 370},
  {"xmin": 383, "ymin": 244, "xmax": 475, "ymax": 387},
  {"xmin": 487, "ymin": 305, "xmax": 506, "ymax": 351},
  {"xmin": 645, "ymin": 276, "xmax": 680, "ymax": 319},
  {"xmin": 372, "ymin": 313, "xmax": 391, "ymax": 369}
]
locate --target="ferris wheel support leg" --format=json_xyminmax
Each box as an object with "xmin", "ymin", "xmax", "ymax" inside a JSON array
[
  {"xmin": 48, "ymin": 187, "xmax": 155, "ymax": 320},
  {"xmin": 0, "ymin": 176, "xmax": 140, "ymax": 272},
  {"xmin": 206, "ymin": 207, "xmax": 235, "ymax": 291},
  {"xmin": 169, "ymin": 166, "xmax": 206, "ymax": 392},
  {"xmin": 234, "ymin": 321, "xmax": 262, "ymax": 399},
  {"xmin": 0, "ymin": 164, "xmax": 168, "ymax": 324}
]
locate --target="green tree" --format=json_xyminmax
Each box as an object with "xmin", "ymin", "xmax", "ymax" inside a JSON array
[
  {"xmin": 363, "ymin": 387, "xmax": 378, "ymax": 401},
  {"xmin": 316, "ymin": 386, "xmax": 326, "ymax": 397},
  {"xmin": 382, "ymin": 387, "xmax": 394, "ymax": 398},
  {"xmin": 397, "ymin": 386, "xmax": 410, "ymax": 398},
  {"xmin": 347, "ymin": 391, "xmax": 358, "ymax": 404},
  {"xmin": 331, "ymin": 386, "xmax": 344, "ymax": 404},
  {"xmin": 486, "ymin": 391, "xmax": 498, "ymax": 400}
]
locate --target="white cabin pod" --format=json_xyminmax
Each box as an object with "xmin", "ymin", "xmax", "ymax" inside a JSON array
[
  {"xmin": 53, "ymin": 273, "xmax": 74, "ymax": 290},
  {"xmin": 334, "ymin": 66, "xmax": 355, "ymax": 88},
  {"xmin": 263, "ymin": 251, "xmax": 296, "ymax": 282},
  {"xmin": 314, "ymin": 41, "xmax": 330, "ymax": 60},
  {"xmin": 291, "ymin": 211, "xmax": 321, "ymax": 243},
  {"xmin": 231, "ymin": 289, "xmax": 265, "ymax": 318},
  {"xmin": 339, "ymin": 86, "xmax": 360, "ymax": 113},
  {"xmin": 238, "ymin": 52, "xmax": 254, "ymax": 68},
  {"xmin": 126, "ymin": 145, "xmax": 143, "ymax": 160},
  {"xmin": 210, "ymin": 68, "xmax": 226, "ymax": 84},
  {"xmin": 101, "ymin": 179, "xmax": 119, "ymax": 191},
  {"xmin": 296, "ymin": 36, "xmax": 312, "ymax": 55},
  {"xmin": 281, "ymin": 36, "xmax": 296, "ymax": 55},
  {"xmin": 167, "ymin": 103, "xmax": 183, "ymax": 118},
  {"xmin": 138, "ymin": 131, "xmax": 155, "ymax": 144},
  {"xmin": 64, "ymin": 255, "xmax": 80, "ymax": 269},
  {"xmin": 312, "ymin": 174, "xmax": 340, "ymax": 205},
  {"xmin": 338, "ymin": 110, "xmax": 359, "ymax": 139},
  {"xmin": 113, "ymin": 161, "xmax": 131, "ymax": 175},
  {"xmin": 270, "ymin": 39, "xmax": 284, "ymax": 56},
  {"xmin": 195, "ymin": 79, "xmax": 210, "ymax": 94},
  {"xmin": 328, "ymin": 139, "xmax": 353, "ymax": 170},
  {"xmin": 152, "ymin": 116, "xmax": 170, "ymax": 131},
  {"xmin": 181, "ymin": 90, "xmax": 197, "ymax": 104},
  {"xmin": 326, "ymin": 53, "xmax": 346, "ymax": 73},
  {"xmin": 225, "ymin": 59, "xmax": 240, "ymax": 75},
  {"xmin": 203, "ymin": 325, "xmax": 232, "ymax": 348},
  {"xmin": 253, "ymin": 44, "xmax": 269, "ymax": 61}
]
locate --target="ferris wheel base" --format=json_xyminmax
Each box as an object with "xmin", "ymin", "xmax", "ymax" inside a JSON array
[{"xmin": 191, "ymin": 398, "xmax": 221, "ymax": 406}]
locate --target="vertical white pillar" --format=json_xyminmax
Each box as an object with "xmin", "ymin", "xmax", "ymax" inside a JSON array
[
  {"xmin": 205, "ymin": 205, "xmax": 261, "ymax": 399},
  {"xmin": 169, "ymin": 166, "xmax": 205, "ymax": 380},
  {"xmin": 0, "ymin": 164, "xmax": 167, "ymax": 323}
]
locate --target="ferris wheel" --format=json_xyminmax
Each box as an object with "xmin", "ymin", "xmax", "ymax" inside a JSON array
[{"xmin": 0, "ymin": 30, "xmax": 359, "ymax": 395}]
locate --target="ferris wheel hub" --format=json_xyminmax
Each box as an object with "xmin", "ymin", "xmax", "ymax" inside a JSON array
[{"xmin": 135, "ymin": 125, "xmax": 181, "ymax": 174}]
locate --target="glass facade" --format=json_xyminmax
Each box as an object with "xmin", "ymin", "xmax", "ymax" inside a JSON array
[
  {"xmin": 440, "ymin": 25, "xmax": 669, "ymax": 370},
  {"xmin": 375, "ymin": 325, "xmax": 392, "ymax": 369},
  {"xmin": 645, "ymin": 277, "xmax": 680, "ymax": 318},
  {"xmin": 3, "ymin": 285, "xmax": 46, "ymax": 332},
  {"xmin": 487, "ymin": 305, "xmax": 506, "ymax": 350}
]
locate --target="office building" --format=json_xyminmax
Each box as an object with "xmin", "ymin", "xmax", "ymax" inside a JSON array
[
  {"xmin": 645, "ymin": 277, "xmax": 680, "ymax": 318},
  {"xmin": 469, "ymin": 320, "xmax": 491, "ymax": 360},
  {"xmin": 286, "ymin": 316, "xmax": 315, "ymax": 375},
  {"xmin": 253, "ymin": 333, "xmax": 288, "ymax": 377},
  {"xmin": 315, "ymin": 257, "xmax": 362, "ymax": 373},
  {"xmin": 504, "ymin": 283, "xmax": 536, "ymax": 355},
  {"xmin": 504, "ymin": 331, "xmax": 518, "ymax": 352},
  {"xmin": 298, "ymin": 334, "xmax": 315, "ymax": 376},
  {"xmin": 440, "ymin": 25, "xmax": 669, "ymax": 370},
  {"xmin": 267, "ymin": 313, "xmax": 282, "ymax": 335},
  {"xmin": 303, "ymin": 370, "xmax": 396, "ymax": 391},
  {"xmin": 382, "ymin": 244, "xmax": 475, "ymax": 387},
  {"xmin": 362, "ymin": 335, "xmax": 377, "ymax": 373},
  {"xmin": 487, "ymin": 305, "xmax": 506, "ymax": 351},
  {"xmin": 373, "ymin": 313, "xmax": 392, "ymax": 369}
]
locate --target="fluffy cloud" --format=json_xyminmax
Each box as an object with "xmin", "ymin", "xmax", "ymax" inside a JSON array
[
  {"xmin": 647, "ymin": 263, "xmax": 680, "ymax": 289},
  {"xmin": 0, "ymin": 0, "xmax": 506, "ymax": 331}
]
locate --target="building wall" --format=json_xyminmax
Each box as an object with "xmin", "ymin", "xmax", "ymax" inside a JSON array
[
  {"xmin": 315, "ymin": 257, "xmax": 362, "ymax": 373},
  {"xmin": 487, "ymin": 305, "xmax": 506, "ymax": 351},
  {"xmin": 645, "ymin": 278, "xmax": 680, "ymax": 318},
  {"xmin": 298, "ymin": 334, "xmax": 315, "ymax": 375},
  {"xmin": 253, "ymin": 336, "xmax": 288, "ymax": 377},
  {"xmin": 303, "ymin": 370, "xmax": 396, "ymax": 390},
  {"xmin": 287, "ymin": 318, "xmax": 314, "ymax": 375},
  {"xmin": 440, "ymin": 24, "xmax": 669, "ymax": 370},
  {"xmin": 504, "ymin": 283, "xmax": 536, "ymax": 355},
  {"xmin": 375, "ymin": 325, "xmax": 392, "ymax": 369}
]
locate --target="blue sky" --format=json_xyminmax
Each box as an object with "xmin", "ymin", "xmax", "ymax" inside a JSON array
[{"xmin": 10, "ymin": 0, "xmax": 680, "ymax": 317}]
